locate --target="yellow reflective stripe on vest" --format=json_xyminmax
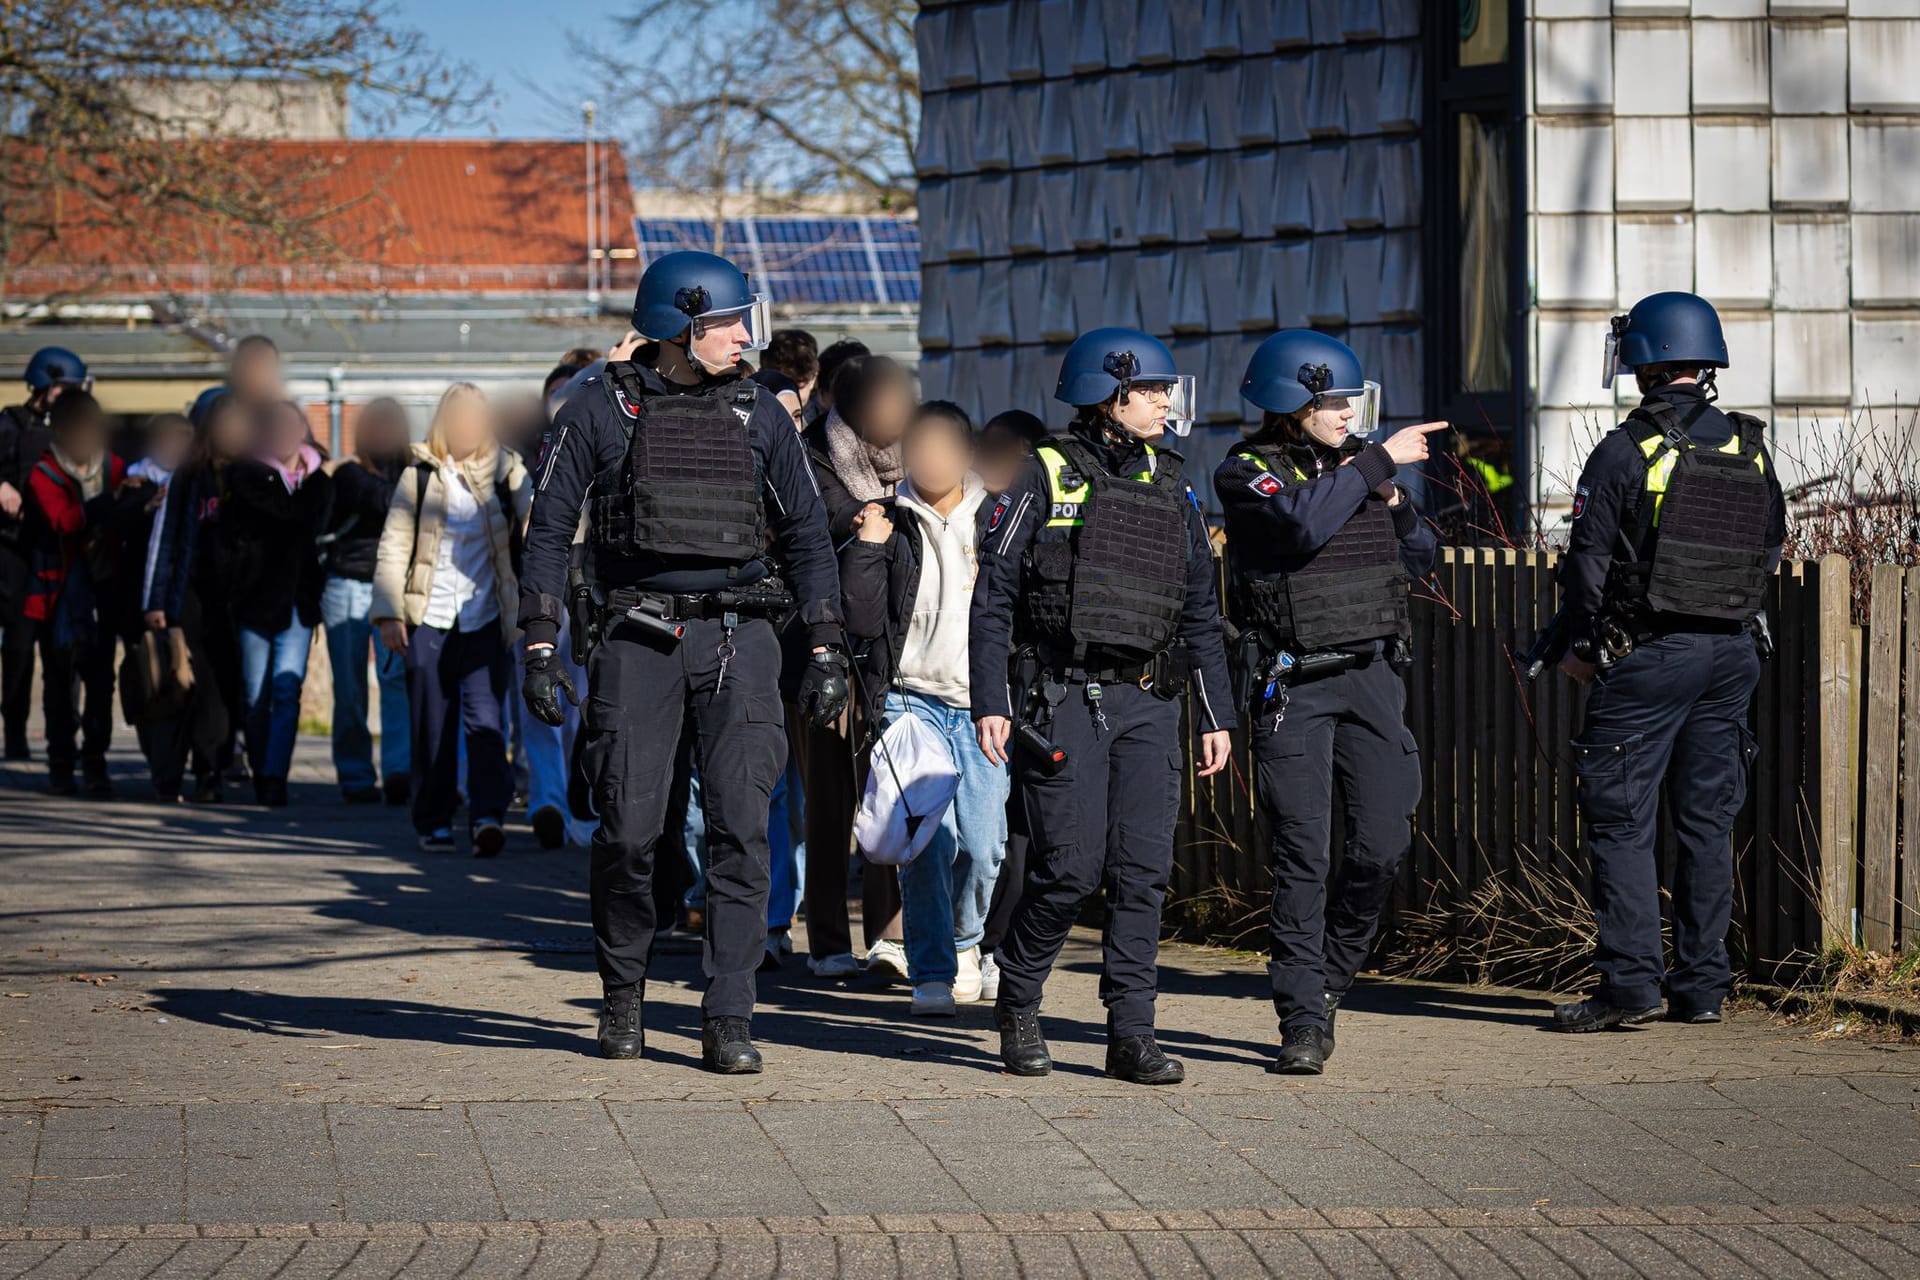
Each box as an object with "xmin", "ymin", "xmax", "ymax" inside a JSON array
[
  {"xmin": 1240, "ymin": 450, "xmax": 1308, "ymax": 484},
  {"xmin": 1637, "ymin": 432, "xmax": 1765, "ymax": 525},
  {"xmin": 1039, "ymin": 444, "xmax": 1156, "ymax": 527}
]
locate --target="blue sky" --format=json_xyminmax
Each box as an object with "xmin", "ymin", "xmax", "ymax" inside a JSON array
[{"xmin": 377, "ymin": 0, "xmax": 593, "ymax": 139}]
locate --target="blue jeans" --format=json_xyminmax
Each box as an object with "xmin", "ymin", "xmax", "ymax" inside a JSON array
[
  {"xmin": 239, "ymin": 621, "xmax": 313, "ymax": 780},
  {"xmin": 513, "ymin": 623, "xmax": 585, "ymax": 820},
  {"xmin": 681, "ymin": 757, "xmax": 806, "ymax": 927},
  {"xmin": 321, "ymin": 576, "xmax": 408, "ymax": 791},
  {"xmin": 884, "ymin": 690, "xmax": 1011, "ymax": 985}
]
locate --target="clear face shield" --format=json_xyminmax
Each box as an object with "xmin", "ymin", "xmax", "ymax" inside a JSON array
[
  {"xmin": 1160, "ymin": 373, "xmax": 1198, "ymax": 437},
  {"xmin": 1600, "ymin": 314, "xmax": 1629, "ymax": 390},
  {"xmin": 1318, "ymin": 380, "xmax": 1381, "ymax": 441},
  {"xmin": 692, "ymin": 294, "xmax": 773, "ymax": 353}
]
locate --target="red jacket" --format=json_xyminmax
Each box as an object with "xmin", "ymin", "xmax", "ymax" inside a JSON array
[{"xmin": 25, "ymin": 451, "xmax": 126, "ymax": 622}]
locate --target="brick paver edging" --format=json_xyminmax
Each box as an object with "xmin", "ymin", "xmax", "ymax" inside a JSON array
[{"xmin": 4, "ymin": 1205, "xmax": 1915, "ymax": 1242}]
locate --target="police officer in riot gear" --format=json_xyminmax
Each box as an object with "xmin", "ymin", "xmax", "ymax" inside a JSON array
[
  {"xmin": 518, "ymin": 250, "xmax": 848, "ymax": 1070},
  {"xmin": 1216, "ymin": 330, "xmax": 1444, "ymax": 1075},
  {"xmin": 1547, "ymin": 291, "xmax": 1784, "ymax": 1033},
  {"xmin": 971, "ymin": 327, "xmax": 1234, "ymax": 1085}
]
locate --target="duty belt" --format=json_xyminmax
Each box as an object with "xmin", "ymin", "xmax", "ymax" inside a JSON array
[{"xmin": 605, "ymin": 583, "xmax": 794, "ymax": 623}]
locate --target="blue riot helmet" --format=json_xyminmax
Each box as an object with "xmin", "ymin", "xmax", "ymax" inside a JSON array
[
  {"xmin": 1239, "ymin": 329, "xmax": 1378, "ymax": 439},
  {"xmin": 24, "ymin": 346, "xmax": 89, "ymax": 394},
  {"xmin": 1602, "ymin": 291, "xmax": 1728, "ymax": 389},
  {"xmin": 630, "ymin": 250, "xmax": 771, "ymax": 360},
  {"xmin": 1054, "ymin": 326, "xmax": 1197, "ymax": 436}
]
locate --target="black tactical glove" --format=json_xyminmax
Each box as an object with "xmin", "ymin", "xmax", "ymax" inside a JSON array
[
  {"xmin": 522, "ymin": 646, "xmax": 578, "ymax": 728},
  {"xmin": 796, "ymin": 648, "xmax": 851, "ymax": 728}
]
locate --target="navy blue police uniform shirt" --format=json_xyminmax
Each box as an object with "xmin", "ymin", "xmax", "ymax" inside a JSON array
[
  {"xmin": 517, "ymin": 361, "xmax": 843, "ymax": 650},
  {"xmin": 1214, "ymin": 437, "xmax": 1438, "ymax": 592},
  {"xmin": 968, "ymin": 433, "xmax": 1236, "ymax": 732}
]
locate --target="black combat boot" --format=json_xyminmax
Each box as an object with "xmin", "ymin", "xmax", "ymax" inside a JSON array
[
  {"xmin": 598, "ymin": 986, "xmax": 644, "ymax": 1060},
  {"xmin": 1551, "ymin": 996, "xmax": 1662, "ymax": 1033},
  {"xmin": 1323, "ymin": 991, "xmax": 1341, "ymax": 1061},
  {"xmin": 1105, "ymin": 1032, "xmax": 1185, "ymax": 1085},
  {"xmin": 1272, "ymin": 1022, "xmax": 1329, "ymax": 1075},
  {"xmin": 701, "ymin": 1016, "xmax": 763, "ymax": 1074},
  {"xmin": 81, "ymin": 763, "xmax": 113, "ymax": 798},
  {"xmin": 994, "ymin": 1006, "xmax": 1052, "ymax": 1076}
]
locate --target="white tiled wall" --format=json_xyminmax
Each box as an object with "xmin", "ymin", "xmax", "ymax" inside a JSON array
[{"xmin": 1528, "ymin": 4, "xmax": 1920, "ymax": 507}]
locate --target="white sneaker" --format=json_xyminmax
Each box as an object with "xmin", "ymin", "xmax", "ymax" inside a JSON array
[
  {"xmin": 808, "ymin": 951, "xmax": 860, "ymax": 978},
  {"xmin": 910, "ymin": 982, "xmax": 956, "ymax": 1016},
  {"xmin": 865, "ymin": 938, "xmax": 909, "ymax": 981},
  {"xmin": 953, "ymin": 946, "xmax": 983, "ymax": 1003},
  {"xmin": 978, "ymin": 951, "xmax": 1001, "ymax": 1002}
]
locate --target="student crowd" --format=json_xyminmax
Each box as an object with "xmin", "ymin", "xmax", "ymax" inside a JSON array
[{"xmin": 0, "ymin": 329, "xmax": 1050, "ymax": 1015}]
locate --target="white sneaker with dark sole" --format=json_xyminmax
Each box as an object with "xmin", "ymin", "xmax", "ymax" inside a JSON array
[
  {"xmin": 865, "ymin": 939, "xmax": 909, "ymax": 981},
  {"xmin": 807, "ymin": 952, "xmax": 861, "ymax": 978}
]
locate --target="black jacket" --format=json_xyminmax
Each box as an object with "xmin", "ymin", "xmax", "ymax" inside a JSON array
[
  {"xmin": 968, "ymin": 426, "xmax": 1236, "ymax": 731},
  {"xmin": 1558, "ymin": 383, "xmax": 1786, "ymax": 631},
  {"xmin": 518, "ymin": 357, "xmax": 843, "ymax": 649},
  {"xmin": 839, "ymin": 493, "xmax": 994, "ymax": 718},
  {"xmin": 0, "ymin": 403, "xmax": 50, "ymax": 558},
  {"xmin": 217, "ymin": 460, "xmax": 333, "ymax": 632},
  {"xmin": 800, "ymin": 416, "xmax": 871, "ymax": 545},
  {"xmin": 321, "ymin": 456, "xmax": 404, "ymax": 583}
]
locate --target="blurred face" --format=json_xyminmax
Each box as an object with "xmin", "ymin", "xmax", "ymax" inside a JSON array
[
  {"xmin": 259, "ymin": 403, "xmax": 308, "ymax": 464},
  {"xmin": 856, "ymin": 376, "xmax": 915, "ymax": 448},
  {"xmin": 147, "ymin": 421, "xmax": 194, "ymax": 472},
  {"xmin": 904, "ymin": 422, "xmax": 970, "ymax": 497},
  {"xmin": 230, "ymin": 347, "xmax": 283, "ymax": 404},
  {"xmin": 1106, "ymin": 382, "xmax": 1171, "ymax": 441},
  {"xmin": 354, "ymin": 403, "xmax": 411, "ymax": 459},
  {"xmin": 689, "ymin": 312, "xmax": 751, "ymax": 374},
  {"xmin": 439, "ymin": 392, "xmax": 488, "ymax": 459},
  {"xmin": 974, "ymin": 426, "xmax": 1032, "ymax": 495},
  {"xmin": 1295, "ymin": 395, "xmax": 1355, "ymax": 449},
  {"xmin": 54, "ymin": 408, "xmax": 107, "ymax": 464},
  {"xmin": 206, "ymin": 401, "xmax": 251, "ymax": 461}
]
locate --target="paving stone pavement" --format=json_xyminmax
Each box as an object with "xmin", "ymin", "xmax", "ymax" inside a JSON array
[{"xmin": 0, "ymin": 738, "xmax": 1916, "ymax": 1277}]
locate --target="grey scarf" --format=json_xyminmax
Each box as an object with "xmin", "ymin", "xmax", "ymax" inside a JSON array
[{"xmin": 823, "ymin": 408, "xmax": 904, "ymax": 502}]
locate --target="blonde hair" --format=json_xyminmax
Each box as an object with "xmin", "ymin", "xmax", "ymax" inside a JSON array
[{"xmin": 424, "ymin": 382, "xmax": 495, "ymax": 465}]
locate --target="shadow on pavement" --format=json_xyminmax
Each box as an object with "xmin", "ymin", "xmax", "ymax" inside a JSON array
[{"xmin": 149, "ymin": 986, "xmax": 590, "ymax": 1052}]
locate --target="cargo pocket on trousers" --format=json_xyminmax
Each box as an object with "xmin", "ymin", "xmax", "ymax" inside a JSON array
[
  {"xmin": 1726, "ymin": 724, "xmax": 1758, "ymax": 821},
  {"xmin": 1572, "ymin": 732, "xmax": 1643, "ymax": 828}
]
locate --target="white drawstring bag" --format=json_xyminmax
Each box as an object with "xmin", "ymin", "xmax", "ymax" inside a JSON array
[{"xmin": 855, "ymin": 709, "xmax": 960, "ymax": 867}]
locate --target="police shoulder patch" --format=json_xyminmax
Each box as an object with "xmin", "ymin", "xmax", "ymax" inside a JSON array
[
  {"xmin": 1571, "ymin": 485, "xmax": 1590, "ymax": 519},
  {"xmin": 1249, "ymin": 473, "xmax": 1282, "ymax": 498},
  {"xmin": 986, "ymin": 494, "xmax": 1010, "ymax": 532}
]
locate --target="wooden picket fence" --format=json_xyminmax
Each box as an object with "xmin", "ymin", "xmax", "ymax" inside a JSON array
[{"xmin": 1171, "ymin": 548, "xmax": 1920, "ymax": 976}]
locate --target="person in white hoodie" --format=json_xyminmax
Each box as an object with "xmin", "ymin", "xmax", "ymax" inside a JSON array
[{"xmin": 841, "ymin": 402, "xmax": 1011, "ymax": 1016}]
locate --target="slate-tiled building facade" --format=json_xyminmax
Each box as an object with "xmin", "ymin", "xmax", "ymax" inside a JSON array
[{"xmin": 915, "ymin": 0, "xmax": 1920, "ymax": 516}]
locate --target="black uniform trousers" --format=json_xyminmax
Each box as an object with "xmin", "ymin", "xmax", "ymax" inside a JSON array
[
  {"xmin": 37, "ymin": 627, "xmax": 114, "ymax": 776},
  {"xmin": 1, "ymin": 548, "xmax": 34, "ymax": 754},
  {"xmin": 997, "ymin": 679, "xmax": 1182, "ymax": 1038},
  {"xmin": 1573, "ymin": 630, "xmax": 1759, "ymax": 1013},
  {"xmin": 1253, "ymin": 657, "xmax": 1421, "ymax": 1032},
  {"xmin": 582, "ymin": 613, "xmax": 786, "ymax": 1019}
]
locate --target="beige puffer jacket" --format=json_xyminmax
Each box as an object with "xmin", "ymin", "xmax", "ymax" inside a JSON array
[{"xmin": 371, "ymin": 442, "xmax": 532, "ymax": 643}]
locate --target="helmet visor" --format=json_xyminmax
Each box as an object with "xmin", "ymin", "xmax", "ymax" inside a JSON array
[
  {"xmin": 1600, "ymin": 314, "xmax": 1628, "ymax": 389},
  {"xmin": 1319, "ymin": 380, "xmax": 1380, "ymax": 441},
  {"xmin": 1161, "ymin": 373, "xmax": 1198, "ymax": 437},
  {"xmin": 693, "ymin": 294, "xmax": 773, "ymax": 352}
]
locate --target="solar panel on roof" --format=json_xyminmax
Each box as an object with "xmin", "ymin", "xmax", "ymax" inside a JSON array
[{"xmin": 631, "ymin": 214, "xmax": 919, "ymax": 307}]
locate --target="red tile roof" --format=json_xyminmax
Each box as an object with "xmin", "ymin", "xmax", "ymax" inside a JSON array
[{"xmin": 8, "ymin": 139, "xmax": 634, "ymax": 294}]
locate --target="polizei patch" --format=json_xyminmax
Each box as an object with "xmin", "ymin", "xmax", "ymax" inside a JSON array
[
  {"xmin": 1572, "ymin": 485, "xmax": 1590, "ymax": 519},
  {"xmin": 986, "ymin": 494, "xmax": 1010, "ymax": 532},
  {"xmin": 1248, "ymin": 473, "xmax": 1282, "ymax": 497}
]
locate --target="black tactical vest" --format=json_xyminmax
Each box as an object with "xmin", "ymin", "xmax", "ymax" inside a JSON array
[
  {"xmin": 589, "ymin": 363, "xmax": 765, "ymax": 564},
  {"xmin": 1225, "ymin": 441, "xmax": 1409, "ymax": 650},
  {"xmin": 1022, "ymin": 435, "xmax": 1188, "ymax": 659},
  {"xmin": 1608, "ymin": 400, "xmax": 1772, "ymax": 622}
]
